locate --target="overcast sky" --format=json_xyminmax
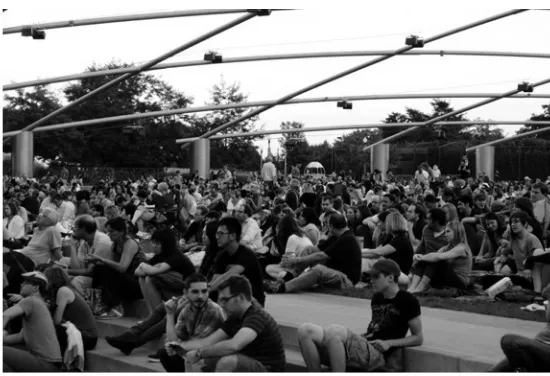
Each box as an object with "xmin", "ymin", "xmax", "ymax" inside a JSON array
[{"xmin": 2, "ymin": 2, "xmax": 549, "ymax": 157}]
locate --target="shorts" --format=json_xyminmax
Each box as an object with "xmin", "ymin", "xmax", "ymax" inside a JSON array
[
  {"xmin": 150, "ymin": 271, "xmax": 185, "ymax": 298},
  {"xmin": 343, "ymin": 330, "xmax": 385, "ymax": 371}
]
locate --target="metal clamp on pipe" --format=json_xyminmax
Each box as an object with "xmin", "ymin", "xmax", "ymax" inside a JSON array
[
  {"xmin": 405, "ymin": 35, "xmax": 424, "ymax": 48},
  {"xmin": 337, "ymin": 100, "xmax": 352, "ymax": 110},
  {"xmin": 517, "ymin": 82, "xmax": 534, "ymax": 93},
  {"xmin": 204, "ymin": 51, "xmax": 223, "ymax": 63},
  {"xmin": 247, "ymin": 9, "xmax": 272, "ymax": 16}
]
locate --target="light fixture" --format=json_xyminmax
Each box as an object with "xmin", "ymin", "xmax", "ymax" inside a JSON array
[
  {"xmin": 247, "ymin": 9, "xmax": 272, "ymax": 16},
  {"xmin": 405, "ymin": 35, "xmax": 424, "ymax": 48},
  {"xmin": 204, "ymin": 51, "xmax": 222, "ymax": 63},
  {"xmin": 518, "ymin": 82, "xmax": 534, "ymax": 93},
  {"xmin": 21, "ymin": 27, "xmax": 46, "ymax": 39},
  {"xmin": 337, "ymin": 100, "xmax": 352, "ymax": 110}
]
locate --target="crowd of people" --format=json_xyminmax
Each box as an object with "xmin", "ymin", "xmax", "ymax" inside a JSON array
[{"xmin": 3, "ymin": 157, "xmax": 550, "ymax": 372}]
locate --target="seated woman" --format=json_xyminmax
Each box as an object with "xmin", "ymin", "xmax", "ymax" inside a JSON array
[
  {"xmin": 226, "ymin": 189, "xmax": 246, "ymax": 216},
  {"xmin": 408, "ymin": 220, "xmax": 472, "ymax": 293},
  {"xmin": 134, "ymin": 228, "xmax": 195, "ymax": 313},
  {"xmin": 198, "ymin": 220, "xmax": 221, "ymax": 281},
  {"xmin": 297, "ymin": 207, "xmax": 321, "ymax": 246},
  {"xmin": 265, "ymin": 215, "xmax": 313, "ymax": 281},
  {"xmin": 3, "ymin": 202, "xmax": 26, "ymax": 249},
  {"xmin": 474, "ymin": 212, "xmax": 506, "ymax": 271},
  {"xmin": 443, "ymin": 203, "xmax": 480, "ymax": 256},
  {"xmin": 361, "ymin": 211, "xmax": 413, "ymax": 283},
  {"xmin": 88, "ymin": 217, "xmax": 144, "ymax": 319},
  {"xmin": 43, "ymin": 266, "xmax": 99, "ymax": 351},
  {"xmin": 497, "ymin": 212, "xmax": 546, "ymax": 294}
]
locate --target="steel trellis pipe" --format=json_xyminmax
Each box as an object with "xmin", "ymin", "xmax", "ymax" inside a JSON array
[
  {"xmin": 5, "ymin": 49, "xmax": 550, "ymax": 91},
  {"xmin": 4, "ymin": 93, "xmax": 548, "ymax": 139},
  {"xmin": 364, "ymin": 76, "xmax": 550, "ymax": 151},
  {"xmin": 2, "ymin": 9, "xmax": 255, "ymax": 34},
  {"xmin": 181, "ymin": 9, "xmax": 527, "ymax": 149},
  {"xmin": 3, "ymin": 12, "xmax": 258, "ymax": 144},
  {"xmin": 465, "ymin": 126, "xmax": 550, "ymax": 152},
  {"xmin": 176, "ymin": 121, "xmax": 550, "ymax": 143}
]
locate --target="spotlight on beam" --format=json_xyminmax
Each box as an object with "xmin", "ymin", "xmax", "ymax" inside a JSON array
[
  {"xmin": 518, "ymin": 82, "xmax": 534, "ymax": 93},
  {"xmin": 247, "ymin": 9, "xmax": 272, "ymax": 16},
  {"xmin": 337, "ymin": 100, "xmax": 352, "ymax": 110},
  {"xmin": 21, "ymin": 27, "xmax": 46, "ymax": 39},
  {"xmin": 405, "ymin": 35, "xmax": 424, "ymax": 48},
  {"xmin": 204, "ymin": 51, "xmax": 223, "ymax": 63}
]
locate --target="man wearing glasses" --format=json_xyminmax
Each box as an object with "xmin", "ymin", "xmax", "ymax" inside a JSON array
[
  {"xmin": 185, "ymin": 275, "xmax": 285, "ymax": 372},
  {"xmin": 210, "ymin": 217, "xmax": 265, "ymax": 307}
]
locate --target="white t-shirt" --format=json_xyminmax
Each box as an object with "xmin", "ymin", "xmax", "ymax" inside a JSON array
[
  {"xmin": 285, "ymin": 234, "xmax": 313, "ymax": 256},
  {"xmin": 3, "ymin": 215, "xmax": 25, "ymax": 239}
]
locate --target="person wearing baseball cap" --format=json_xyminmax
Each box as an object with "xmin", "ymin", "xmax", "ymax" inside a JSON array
[
  {"xmin": 297, "ymin": 258, "xmax": 423, "ymax": 372},
  {"xmin": 3, "ymin": 271, "xmax": 63, "ymax": 372}
]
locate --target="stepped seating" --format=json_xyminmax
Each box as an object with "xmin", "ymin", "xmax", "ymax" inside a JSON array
[{"xmin": 86, "ymin": 293, "xmax": 543, "ymax": 372}]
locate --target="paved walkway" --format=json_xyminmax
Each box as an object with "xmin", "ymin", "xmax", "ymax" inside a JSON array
[{"xmin": 265, "ymin": 292, "xmax": 544, "ymax": 365}]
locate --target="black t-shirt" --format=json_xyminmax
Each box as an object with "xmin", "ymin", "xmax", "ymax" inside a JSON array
[
  {"xmin": 323, "ymin": 230, "xmax": 361, "ymax": 284},
  {"xmin": 184, "ymin": 219, "xmax": 205, "ymax": 243},
  {"xmin": 384, "ymin": 232, "xmax": 414, "ymax": 275},
  {"xmin": 148, "ymin": 252, "xmax": 195, "ymax": 278},
  {"xmin": 412, "ymin": 219, "xmax": 426, "ymax": 242},
  {"xmin": 364, "ymin": 290, "xmax": 421, "ymax": 342},
  {"xmin": 214, "ymin": 245, "xmax": 265, "ymax": 306},
  {"xmin": 221, "ymin": 303, "xmax": 285, "ymax": 371}
]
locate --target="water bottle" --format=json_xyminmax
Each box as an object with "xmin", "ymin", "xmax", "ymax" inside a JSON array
[{"xmin": 486, "ymin": 277, "xmax": 513, "ymax": 299}]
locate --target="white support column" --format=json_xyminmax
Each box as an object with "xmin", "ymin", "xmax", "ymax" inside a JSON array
[
  {"xmin": 371, "ymin": 143, "xmax": 389, "ymax": 181},
  {"xmin": 190, "ymin": 139, "xmax": 210, "ymax": 179},
  {"xmin": 475, "ymin": 145, "xmax": 495, "ymax": 180},
  {"xmin": 12, "ymin": 131, "xmax": 34, "ymax": 178}
]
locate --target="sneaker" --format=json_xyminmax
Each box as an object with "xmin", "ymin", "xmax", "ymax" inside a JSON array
[
  {"xmin": 105, "ymin": 336, "xmax": 135, "ymax": 356},
  {"xmin": 148, "ymin": 350, "xmax": 162, "ymax": 363}
]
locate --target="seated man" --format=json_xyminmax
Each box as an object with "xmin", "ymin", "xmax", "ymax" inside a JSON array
[
  {"xmin": 19, "ymin": 208, "xmax": 62, "ymax": 266},
  {"xmin": 131, "ymin": 190, "xmax": 155, "ymax": 235},
  {"xmin": 297, "ymin": 260, "xmax": 423, "ymax": 372},
  {"xmin": 159, "ymin": 273, "xmax": 226, "ymax": 372},
  {"xmin": 264, "ymin": 213, "xmax": 361, "ymax": 294},
  {"xmin": 3, "ymin": 271, "xmax": 62, "ymax": 372},
  {"xmin": 62, "ymin": 215, "xmax": 113, "ymax": 294},
  {"xmin": 235, "ymin": 205, "xmax": 263, "ymax": 252},
  {"xmin": 180, "ymin": 205, "xmax": 208, "ymax": 253},
  {"xmin": 488, "ymin": 283, "xmax": 550, "ymax": 372},
  {"xmin": 184, "ymin": 275, "xmax": 286, "ymax": 372}
]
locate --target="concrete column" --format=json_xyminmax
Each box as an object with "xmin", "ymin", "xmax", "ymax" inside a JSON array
[
  {"xmin": 12, "ymin": 131, "xmax": 34, "ymax": 178},
  {"xmin": 475, "ymin": 145, "xmax": 495, "ymax": 180},
  {"xmin": 190, "ymin": 138, "xmax": 210, "ymax": 179},
  {"xmin": 371, "ymin": 143, "xmax": 389, "ymax": 181}
]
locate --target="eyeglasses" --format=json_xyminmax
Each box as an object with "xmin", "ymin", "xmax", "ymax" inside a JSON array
[
  {"xmin": 218, "ymin": 294, "xmax": 239, "ymax": 305},
  {"xmin": 215, "ymin": 231, "xmax": 230, "ymax": 237}
]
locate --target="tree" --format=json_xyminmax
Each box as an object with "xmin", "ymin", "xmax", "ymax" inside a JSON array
[
  {"xmin": 188, "ymin": 77, "xmax": 263, "ymax": 170},
  {"xmin": 461, "ymin": 118, "xmax": 505, "ymax": 142},
  {"xmin": 517, "ymin": 102, "xmax": 550, "ymax": 140}
]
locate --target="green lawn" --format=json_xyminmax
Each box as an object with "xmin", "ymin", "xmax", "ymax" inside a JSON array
[{"xmin": 313, "ymin": 286, "xmax": 547, "ymax": 323}]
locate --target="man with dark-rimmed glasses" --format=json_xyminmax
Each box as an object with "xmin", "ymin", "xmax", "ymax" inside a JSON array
[{"xmin": 210, "ymin": 217, "xmax": 265, "ymax": 307}]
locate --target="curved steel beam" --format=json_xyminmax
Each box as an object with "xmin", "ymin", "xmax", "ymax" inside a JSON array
[
  {"xmin": 5, "ymin": 49, "xmax": 550, "ymax": 91},
  {"xmin": 3, "ymin": 9, "xmax": 258, "ymax": 35},
  {"xmin": 183, "ymin": 9, "xmax": 527, "ymax": 150},
  {"xmin": 3, "ymin": 12, "xmax": 257, "ymax": 144},
  {"xmin": 177, "ymin": 121, "xmax": 550, "ymax": 143},
  {"xmin": 4, "ymin": 93, "xmax": 548, "ymax": 138},
  {"xmin": 465, "ymin": 125, "xmax": 550, "ymax": 152},
  {"xmin": 365, "ymin": 76, "xmax": 550, "ymax": 151}
]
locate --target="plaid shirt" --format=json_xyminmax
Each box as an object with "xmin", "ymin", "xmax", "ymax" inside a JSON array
[{"xmin": 175, "ymin": 299, "xmax": 226, "ymax": 341}]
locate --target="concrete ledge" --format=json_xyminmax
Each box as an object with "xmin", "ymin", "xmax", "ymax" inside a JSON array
[{"xmin": 85, "ymin": 339, "xmax": 163, "ymax": 372}]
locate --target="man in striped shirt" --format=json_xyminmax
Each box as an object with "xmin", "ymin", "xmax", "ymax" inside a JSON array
[{"xmin": 185, "ymin": 275, "xmax": 286, "ymax": 372}]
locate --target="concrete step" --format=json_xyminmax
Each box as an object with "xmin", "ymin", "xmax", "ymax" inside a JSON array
[
  {"xmin": 121, "ymin": 299, "xmax": 150, "ymax": 320},
  {"xmin": 85, "ymin": 338, "xmax": 164, "ymax": 372}
]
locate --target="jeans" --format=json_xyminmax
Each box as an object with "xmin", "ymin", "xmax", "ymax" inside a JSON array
[
  {"xmin": 413, "ymin": 260, "xmax": 467, "ymax": 289},
  {"xmin": 489, "ymin": 334, "xmax": 550, "ymax": 372},
  {"xmin": 3, "ymin": 346, "xmax": 61, "ymax": 372},
  {"xmin": 129, "ymin": 302, "xmax": 167, "ymax": 346},
  {"xmin": 286, "ymin": 264, "xmax": 354, "ymax": 293},
  {"xmin": 159, "ymin": 348, "xmax": 187, "ymax": 372}
]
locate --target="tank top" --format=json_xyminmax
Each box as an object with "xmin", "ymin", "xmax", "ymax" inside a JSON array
[{"xmin": 62, "ymin": 288, "xmax": 99, "ymax": 339}]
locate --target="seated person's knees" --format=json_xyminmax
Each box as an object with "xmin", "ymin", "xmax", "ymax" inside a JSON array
[
  {"xmin": 324, "ymin": 324, "xmax": 346, "ymax": 343},
  {"xmin": 215, "ymin": 355, "xmax": 238, "ymax": 372},
  {"xmin": 500, "ymin": 334, "xmax": 518, "ymax": 348},
  {"xmin": 398, "ymin": 273, "xmax": 409, "ymax": 286},
  {"xmin": 297, "ymin": 323, "xmax": 317, "ymax": 339}
]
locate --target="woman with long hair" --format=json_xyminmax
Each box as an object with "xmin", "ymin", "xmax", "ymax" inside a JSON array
[
  {"xmin": 3, "ymin": 202, "xmax": 26, "ymax": 244},
  {"xmin": 135, "ymin": 228, "xmax": 195, "ymax": 313},
  {"xmin": 88, "ymin": 217, "xmax": 144, "ymax": 319},
  {"xmin": 44, "ymin": 266, "xmax": 98, "ymax": 351},
  {"xmin": 226, "ymin": 189, "xmax": 246, "ymax": 216},
  {"xmin": 297, "ymin": 207, "xmax": 321, "ymax": 246},
  {"xmin": 198, "ymin": 220, "xmax": 221, "ymax": 281},
  {"xmin": 474, "ymin": 212, "xmax": 507, "ymax": 271},
  {"xmin": 408, "ymin": 220, "xmax": 472, "ymax": 293},
  {"xmin": 265, "ymin": 215, "xmax": 312, "ymax": 281},
  {"xmin": 442, "ymin": 202, "xmax": 481, "ymax": 256},
  {"xmin": 361, "ymin": 211, "xmax": 413, "ymax": 279}
]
